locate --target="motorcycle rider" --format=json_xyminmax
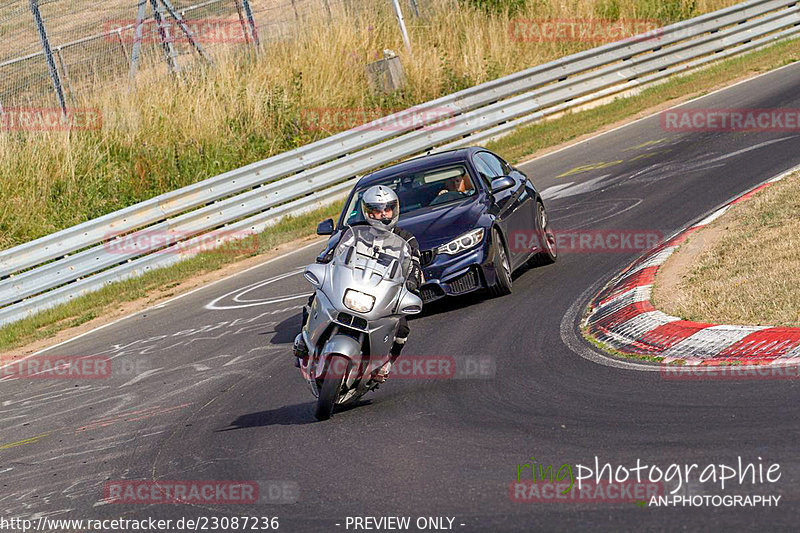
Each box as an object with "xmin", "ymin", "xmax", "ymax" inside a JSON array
[{"xmin": 293, "ymin": 185, "xmax": 423, "ymax": 382}]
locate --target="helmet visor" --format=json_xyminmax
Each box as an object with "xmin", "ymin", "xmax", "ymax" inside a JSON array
[{"xmin": 363, "ymin": 198, "xmax": 398, "ymax": 221}]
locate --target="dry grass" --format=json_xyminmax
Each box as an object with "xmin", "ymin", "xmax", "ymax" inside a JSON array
[
  {"xmin": 654, "ymin": 171, "xmax": 800, "ymax": 327},
  {"xmin": 0, "ymin": 0, "xmax": 737, "ymax": 249}
]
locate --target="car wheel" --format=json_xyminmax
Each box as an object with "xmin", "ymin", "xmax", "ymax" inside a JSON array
[
  {"xmin": 488, "ymin": 228, "xmax": 512, "ymax": 297},
  {"xmin": 528, "ymin": 200, "xmax": 557, "ymax": 267}
]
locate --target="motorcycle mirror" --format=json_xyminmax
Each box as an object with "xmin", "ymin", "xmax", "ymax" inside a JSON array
[
  {"xmin": 398, "ymin": 290, "xmax": 423, "ymax": 315},
  {"xmin": 316, "ymin": 218, "xmax": 335, "ymax": 235},
  {"xmin": 304, "ymin": 264, "xmax": 325, "ymax": 288}
]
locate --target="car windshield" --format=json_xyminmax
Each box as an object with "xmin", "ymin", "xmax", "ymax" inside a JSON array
[{"xmin": 343, "ymin": 164, "xmax": 476, "ymax": 226}]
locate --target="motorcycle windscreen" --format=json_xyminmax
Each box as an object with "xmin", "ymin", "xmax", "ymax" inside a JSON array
[{"xmin": 332, "ymin": 225, "xmax": 412, "ymax": 287}]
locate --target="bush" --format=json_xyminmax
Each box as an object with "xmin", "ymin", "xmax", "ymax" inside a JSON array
[{"xmin": 459, "ymin": 0, "xmax": 527, "ymax": 15}]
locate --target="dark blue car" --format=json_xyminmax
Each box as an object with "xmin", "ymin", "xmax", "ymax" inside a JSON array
[{"xmin": 315, "ymin": 147, "xmax": 557, "ymax": 303}]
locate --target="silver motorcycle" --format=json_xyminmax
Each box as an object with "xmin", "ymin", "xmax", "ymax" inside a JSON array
[{"xmin": 298, "ymin": 224, "xmax": 423, "ymax": 420}]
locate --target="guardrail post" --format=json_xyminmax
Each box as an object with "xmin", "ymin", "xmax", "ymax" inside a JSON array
[
  {"xmin": 160, "ymin": 0, "xmax": 214, "ymax": 64},
  {"xmin": 233, "ymin": 0, "xmax": 251, "ymax": 46},
  {"xmin": 53, "ymin": 47, "xmax": 76, "ymax": 105},
  {"xmin": 150, "ymin": 0, "xmax": 180, "ymax": 74},
  {"xmin": 390, "ymin": 0, "xmax": 412, "ymax": 54},
  {"xmin": 129, "ymin": 0, "xmax": 148, "ymax": 82},
  {"xmin": 29, "ymin": 0, "xmax": 67, "ymax": 113},
  {"xmin": 241, "ymin": 0, "xmax": 260, "ymax": 47}
]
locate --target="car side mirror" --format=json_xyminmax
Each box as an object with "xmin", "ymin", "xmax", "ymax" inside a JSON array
[
  {"xmin": 316, "ymin": 218, "xmax": 335, "ymax": 235},
  {"xmin": 490, "ymin": 176, "xmax": 515, "ymax": 194}
]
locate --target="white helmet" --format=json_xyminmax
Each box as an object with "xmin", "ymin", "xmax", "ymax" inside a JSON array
[{"xmin": 361, "ymin": 185, "xmax": 400, "ymax": 231}]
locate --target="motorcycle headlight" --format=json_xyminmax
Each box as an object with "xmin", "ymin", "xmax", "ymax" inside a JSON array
[
  {"xmin": 437, "ymin": 228, "xmax": 485, "ymax": 255},
  {"xmin": 343, "ymin": 289, "xmax": 375, "ymax": 313}
]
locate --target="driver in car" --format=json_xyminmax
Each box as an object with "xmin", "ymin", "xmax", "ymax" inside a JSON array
[
  {"xmin": 437, "ymin": 168, "xmax": 474, "ymax": 196},
  {"xmin": 294, "ymin": 185, "xmax": 423, "ymax": 383}
]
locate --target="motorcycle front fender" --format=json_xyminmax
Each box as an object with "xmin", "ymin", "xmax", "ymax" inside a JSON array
[{"xmin": 316, "ymin": 334, "xmax": 363, "ymax": 388}]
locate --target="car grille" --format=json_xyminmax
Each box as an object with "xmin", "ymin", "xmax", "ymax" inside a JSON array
[
  {"xmin": 419, "ymin": 284, "xmax": 444, "ymax": 303},
  {"xmin": 337, "ymin": 312, "xmax": 368, "ymax": 330},
  {"xmin": 420, "ymin": 249, "xmax": 436, "ymax": 267},
  {"xmin": 448, "ymin": 269, "xmax": 479, "ymax": 295}
]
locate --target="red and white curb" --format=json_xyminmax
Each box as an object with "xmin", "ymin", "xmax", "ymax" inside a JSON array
[{"xmin": 583, "ymin": 169, "xmax": 800, "ymax": 366}]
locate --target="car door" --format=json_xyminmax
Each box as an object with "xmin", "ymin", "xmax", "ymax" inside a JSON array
[{"xmin": 474, "ymin": 151, "xmax": 529, "ymax": 267}]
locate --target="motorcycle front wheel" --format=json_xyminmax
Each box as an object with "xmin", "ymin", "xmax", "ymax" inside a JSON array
[{"xmin": 315, "ymin": 354, "xmax": 348, "ymax": 421}]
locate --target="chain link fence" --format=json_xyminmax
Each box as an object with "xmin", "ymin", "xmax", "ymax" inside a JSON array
[{"xmin": 0, "ymin": 0, "xmax": 423, "ymax": 109}]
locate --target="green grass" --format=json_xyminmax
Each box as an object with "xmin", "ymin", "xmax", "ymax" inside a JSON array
[{"xmin": 581, "ymin": 323, "xmax": 669, "ymax": 364}]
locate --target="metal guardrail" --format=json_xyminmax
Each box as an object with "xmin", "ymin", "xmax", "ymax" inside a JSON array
[{"xmin": 1, "ymin": 0, "xmax": 799, "ymax": 327}]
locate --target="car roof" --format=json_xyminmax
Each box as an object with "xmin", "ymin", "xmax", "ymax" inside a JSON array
[{"xmin": 355, "ymin": 147, "xmax": 483, "ymax": 188}]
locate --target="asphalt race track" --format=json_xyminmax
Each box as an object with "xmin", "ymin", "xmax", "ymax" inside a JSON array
[{"xmin": 2, "ymin": 63, "xmax": 800, "ymax": 532}]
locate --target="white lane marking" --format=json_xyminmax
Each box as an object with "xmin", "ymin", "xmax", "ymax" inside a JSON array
[
  {"xmin": 19, "ymin": 238, "xmax": 325, "ymax": 358},
  {"xmin": 232, "ymin": 269, "xmax": 304, "ymax": 303},
  {"xmin": 623, "ymin": 246, "xmax": 678, "ymax": 276},
  {"xmin": 541, "ymin": 175, "xmax": 611, "ymax": 200},
  {"xmin": 540, "ymin": 181, "xmax": 574, "ymax": 199},
  {"xmin": 702, "ymin": 136, "xmax": 797, "ymax": 165},
  {"xmin": 205, "ymin": 268, "xmax": 307, "ymax": 310},
  {"xmin": 519, "ymin": 61, "xmax": 800, "ymax": 166},
  {"xmin": 693, "ymin": 206, "xmax": 730, "ymax": 227}
]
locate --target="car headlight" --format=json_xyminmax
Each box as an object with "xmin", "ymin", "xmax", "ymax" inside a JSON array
[
  {"xmin": 343, "ymin": 289, "xmax": 375, "ymax": 313},
  {"xmin": 437, "ymin": 228, "xmax": 485, "ymax": 255}
]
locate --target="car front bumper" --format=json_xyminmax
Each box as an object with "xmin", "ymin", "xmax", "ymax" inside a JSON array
[{"xmin": 417, "ymin": 239, "xmax": 499, "ymax": 303}]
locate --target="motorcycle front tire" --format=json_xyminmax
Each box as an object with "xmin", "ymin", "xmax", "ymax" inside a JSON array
[{"xmin": 315, "ymin": 354, "xmax": 348, "ymax": 421}]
